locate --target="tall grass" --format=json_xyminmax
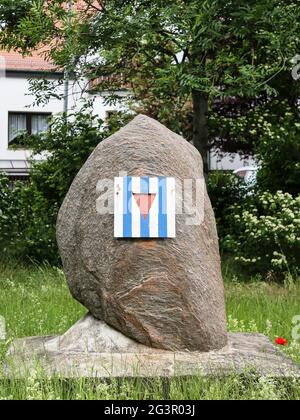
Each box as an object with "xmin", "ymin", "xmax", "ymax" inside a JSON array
[
  {"xmin": 1, "ymin": 375, "xmax": 300, "ymax": 400},
  {"xmin": 0, "ymin": 262, "xmax": 299, "ymax": 400}
]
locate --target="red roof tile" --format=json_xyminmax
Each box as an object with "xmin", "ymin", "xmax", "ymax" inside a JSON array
[
  {"xmin": 0, "ymin": 49, "xmax": 58, "ymax": 72},
  {"xmin": 0, "ymin": 1, "xmax": 102, "ymax": 72}
]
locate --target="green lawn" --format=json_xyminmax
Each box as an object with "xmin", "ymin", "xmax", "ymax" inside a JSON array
[{"xmin": 0, "ymin": 262, "xmax": 299, "ymax": 400}]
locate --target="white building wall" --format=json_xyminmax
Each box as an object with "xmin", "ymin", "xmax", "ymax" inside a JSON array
[
  {"xmin": 0, "ymin": 73, "xmax": 124, "ymax": 172},
  {"xmin": 0, "ymin": 69, "xmax": 254, "ymax": 174},
  {"xmin": 0, "ymin": 76, "xmax": 64, "ymax": 163},
  {"xmin": 209, "ymin": 148, "xmax": 257, "ymax": 171}
]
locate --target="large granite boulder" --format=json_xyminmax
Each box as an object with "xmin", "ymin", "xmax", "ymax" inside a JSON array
[{"xmin": 57, "ymin": 115, "xmax": 227, "ymax": 352}]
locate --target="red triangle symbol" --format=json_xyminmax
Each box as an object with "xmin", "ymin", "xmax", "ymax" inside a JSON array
[{"xmin": 133, "ymin": 194, "xmax": 156, "ymax": 219}]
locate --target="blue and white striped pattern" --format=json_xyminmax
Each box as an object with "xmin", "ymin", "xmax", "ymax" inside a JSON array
[{"xmin": 114, "ymin": 176, "xmax": 176, "ymax": 238}]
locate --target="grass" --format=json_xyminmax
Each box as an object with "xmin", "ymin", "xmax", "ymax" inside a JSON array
[{"xmin": 0, "ymin": 261, "xmax": 299, "ymax": 400}]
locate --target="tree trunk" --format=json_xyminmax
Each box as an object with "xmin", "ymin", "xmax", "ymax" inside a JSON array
[{"xmin": 192, "ymin": 90, "xmax": 209, "ymax": 174}]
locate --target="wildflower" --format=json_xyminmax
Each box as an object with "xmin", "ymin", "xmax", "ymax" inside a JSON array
[{"xmin": 275, "ymin": 337, "xmax": 288, "ymax": 346}]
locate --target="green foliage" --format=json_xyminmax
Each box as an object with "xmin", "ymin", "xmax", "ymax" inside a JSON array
[
  {"xmin": 0, "ymin": 110, "xmax": 114, "ymax": 264},
  {"xmin": 0, "ymin": 263, "xmax": 299, "ymax": 399},
  {"xmin": 207, "ymin": 171, "xmax": 247, "ymax": 241},
  {"xmin": 212, "ymin": 98, "xmax": 300, "ymax": 196},
  {"xmin": 255, "ymin": 102, "xmax": 300, "ymax": 196},
  {"xmin": 0, "ymin": 0, "xmax": 33, "ymax": 27},
  {"xmin": 84, "ymin": 0, "xmax": 300, "ymax": 97},
  {"xmin": 0, "ymin": 0, "xmax": 299, "ymax": 269},
  {"xmin": 26, "ymin": 110, "xmax": 106, "ymax": 206},
  {"xmin": 224, "ymin": 191, "xmax": 300, "ymax": 277},
  {"xmin": 1, "ymin": 0, "xmax": 300, "ymax": 159},
  {"xmin": 0, "ymin": 175, "xmax": 58, "ymax": 264},
  {"xmin": 0, "ymin": 0, "xmax": 64, "ymax": 50}
]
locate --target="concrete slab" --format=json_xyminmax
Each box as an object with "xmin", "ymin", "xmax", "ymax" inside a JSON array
[{"xmin": 5, "ymin": 315, "xmax": 300, "ymax": 379}]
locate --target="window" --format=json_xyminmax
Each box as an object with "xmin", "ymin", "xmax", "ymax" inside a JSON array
[{"xmin": 8, "ymin": 112, "xmax": 51, "ymax": 147}]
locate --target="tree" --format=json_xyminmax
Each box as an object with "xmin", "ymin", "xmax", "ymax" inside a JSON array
[
  {"xmin": 1, "ymin": 0, "xmax": 300, "ymax": 172},
  {"xmin": 254, "ymin": 100, "xmax": 300, "ymax": 196},
  {"xmin": 26, "ymin": 108, "xmax": 108, "ymax": 206}
]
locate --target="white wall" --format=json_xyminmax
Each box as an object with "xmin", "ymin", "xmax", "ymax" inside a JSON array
[
  {"xmin": 0, "ymin": 72, "xmax": 255, "ymax": 173},
  {"xmin": 209, "ymin": 148, "xmax": 257, "ymax": 171},
  {"xmin": 0, "ymin": 74, "xmax": 125, "ymax": 169},
  {"xmin": 0, "ymin": 75, "xmax": 66, "ymax": 163}
]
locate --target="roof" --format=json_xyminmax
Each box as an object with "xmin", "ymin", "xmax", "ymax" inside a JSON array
[
  {"xmin": 0, "ymin": 160, "xmax": 30, "ymax": 176},
  {"xmin": 0, "ymin": 1, "xmax": 102, "ymax": 73},
  {"xmin": 0, "ymin": 49, "xmax": 58, "ymax": 73}
]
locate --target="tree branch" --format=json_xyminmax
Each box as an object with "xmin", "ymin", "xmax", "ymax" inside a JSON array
[{"xmin": 83, "ymin": 0, "xmax": 105, "ymax": 13}]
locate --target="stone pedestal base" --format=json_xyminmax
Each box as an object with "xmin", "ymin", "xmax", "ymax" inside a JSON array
[{"xmin": 5, "ymin": 315, "xmax": 300, "ymax": 378}]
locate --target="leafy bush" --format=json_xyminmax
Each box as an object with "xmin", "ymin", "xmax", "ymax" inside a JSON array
[
  {"xmin": 0, "ymin": 109, "xmax": 129, "ymax": 264},
  {"xmin": 254, "ymin": 102, "xmax": 300, "ymax": 196},
  {"xmin": 26, "ymin": 110, "xmax": 107, "ymax": 206},
  {"xmin": 0, "ymin": 111, "xmax": 104, "ymax": 264},
  {"xmin": 26, "ymin": 109, "xmax": 133, "ymax": 206},
  {"xmin": 224, "ymin": 191, "xmax": 300, "ymax": 277},
  {"xmin": 207, "ymin": 171, "xmax": 248, "ymax": 243},
  {"xmin": 0, "ymin": 175, "xmax": 58, "ymax": 264}
]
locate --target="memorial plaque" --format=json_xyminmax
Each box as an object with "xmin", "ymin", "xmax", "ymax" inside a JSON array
[{"xmin": 114, "ymin": 176, "xmax": 176, "ymax": 238}]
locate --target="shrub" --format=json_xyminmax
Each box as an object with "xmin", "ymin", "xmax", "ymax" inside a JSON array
[
  {"xmin": 0, "ymin": 110, "xmax": 104, "ymax": 265},
  {"xmin": 207, "ymin": 171, "xmax": 248, "ymax": 243},
  {"xmin": 0, "ymin": 175, "xmax": 59, "ymax": 264},
  {"xmin": 27, "ymin": 110, "xmax": 107, "ymax": 206},
  {"xmin": 0, "ymin": 109, "xmax": 131, "ymax": 264},
  {"xmin": 255, "ymin": 102, "xmax": 300, "ymax": 196},
  {"xmin": 224, "ymin": 191, "xmax": 300, "ymax": 277}
]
